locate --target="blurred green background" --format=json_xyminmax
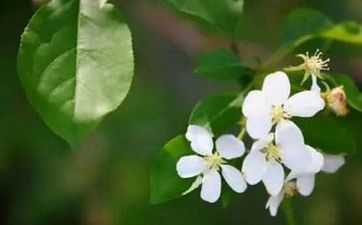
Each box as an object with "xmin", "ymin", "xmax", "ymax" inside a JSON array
[{"xmin": 1, "ymin": 0, "xmax": 362, "ymax": 224}]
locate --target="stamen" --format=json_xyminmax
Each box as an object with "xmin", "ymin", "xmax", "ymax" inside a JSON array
[
  {"xmin": 297, "ymin": 49, "xmax": 330, "ymax": 78},
  {"xmin": 204, "ymin": 152, "xmax": 225, "ymax": 172},
  {"xmin": 262, "ymin": 144, "xmax": 281, "ymax": 162},
  {"xmin": 284, "ymin": 182, "xmax": 297, "ymax": 198},
  {"xmin": 271, "ymin": 105, "xmax": 290, "ymax": 122}
]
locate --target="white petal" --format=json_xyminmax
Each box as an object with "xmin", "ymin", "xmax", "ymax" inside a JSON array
[
  {"xmin": 176, "ymin": 155, "xmax": 207, "ymax": 178},
  {"xmin": 246, "ymin": 115, "xmax": 273, "ymax": 140},
  {"xmin": 242, "ymin": 90, "xmax": 270, "ymax": 117},
  {"xmin": 276, "ymin": 120, "xmax": 304, "ymax": 150},
  {"xmin": 185, "ymin": 125, "xmax": 214, "ymax": 156},
  {"xmin": 286, "ymin": 146, "xmax": 324, "ymax": 176},
  {"xmin": 215, "ymin": 135, "xmax": 245, "ymax": 160},
  {"xmin": 221, "ymin": 165, "xmax": 247, "ymax": 193},
  {"xmin": 281, "ymin": 147, "xmax": 310, "ymax": 173},
  {"xmin": 311, "ymin": 74, "xmax": 321, "ymax": 93},
  {"xmin": 322, "ymin": 154, "xmax": 345, "ymax": 173},
  {"xmin": 242, "ymin": 150, "xmax": 268, "ymax": 185},
  {"xmin": 262, "ymin": 71, "xmax": 291, "ymax": 105},
  {"xmin": 250, "ymin": 134, "xmax": 274, "ymax": 152},
  {"xmin": 284, "ymin": 91, "xmax": 325, "ymax": 117},
  {"xmin": 276, "ymin": 120, "xmax": 307, "ymax": 172},
  {"xmin": 200, "ymin": 171, "xmax": 221, "ymax": 203},
  {"xmin": 306, "ymin": 145, "xmax": 324, "ymax": 174},
  {"xmin": 262, "ymin": 162, "xmax": 284, "ymax": 196},
  {"xmin": 266, "ymin": 192, "xmax": 284, "ymax": 217},
  {"xmin": 296, "ymin": 175, "xmax": 315, "ymax": 196}
]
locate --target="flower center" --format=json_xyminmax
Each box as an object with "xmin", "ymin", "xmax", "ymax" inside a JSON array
[
  {"xmin": 298, "ymin": 49, "xmax": 329, "ymax": 77},
  {"xmin": 271, "ymin": 105, "xmax": 289, "ymax": 122},
  {"xmin": 262, "ymin": 144, "xmax": 281, "ymax": 162},
  {"xmin": 284, "ymin": 182, "xmax": 297, "ymax": 198},
  {"xmin": 205, "ymin": 152, "xmax": 225, "ymax": 172}
]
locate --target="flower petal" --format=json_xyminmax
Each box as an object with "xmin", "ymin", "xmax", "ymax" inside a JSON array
[
  {"xmin": 242, "ymin": 90, "xmax": 270, "ymax": 117},
  {"xmin": 322, "ymin": 154, "xmax": 345, "ymax": 173},
  {"xmin": 200, "ymin": 170, "xmax": 221, "ymax": 203},
  {"xmin": 216, "ymin": 135, "xmax": 245, "ymax": 160},
  {"xmin": 266, "ymin": 191, "xmax": 284, "ymax": 217},
  {"xmin": 250, "ymin": 134, "xmax": 274, "ymax": 152},
  {"xmin": 296, "ymin": 175, "xmax": 315, "ymax": 196},
  {"xmin": 276, "ymin": 120, "xmax": 307, "ymax": 172},
  {"xmin": 242, "ymin": 150, "xmax": 268, "ymax": 185},
  {"xmin": 262, "ymin": 162, "xmax": 284, "ymax": 196},
  {"xmin": 262, "ymin": 71, "xmax": 291, "ymax": 105},
  {"xmin": 221, "ymin": 165, "xmax": 247, "ymax": 193},
  {"xmin": 286, "ymin": 146, "xmax": 324, "ymax": 176},
  {"xmin": 186, "ymin": 125, "xmax": 214, "ymax": 156},
  {"xmin": 176, "ymin": 155, "xmax": 207, "ymax": 178},
  {"xmin": 276, "ymin": 120, "xmax": 304, "ymax": 147},
  {"xmin": 306, "ymin": 145, "xmax": 324, "ymax": 174},
  {"xmin": 281, "ymin": 147, "xmax": 310, "ymax": 173},
  {"xmin": 246, "ymin": 115, "xmax": 273, "ymax": 140},
  {"xmin": 311, "ymin": 74, "xmax": 321, "ymax": 93},
  {"xmin": 284, "ymin": 91, "xmax": 325, "ymax": 117}
]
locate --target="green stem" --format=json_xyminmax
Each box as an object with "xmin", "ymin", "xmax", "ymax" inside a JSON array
[
  {"xmin": 262, "ymin": 35, "xmax": 315, "ymax": 69},
  {"xmin": 282, "ymin": 199, "xmax": 297, "ymax": 225}
]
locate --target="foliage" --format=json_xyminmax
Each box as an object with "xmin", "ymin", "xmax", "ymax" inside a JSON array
[{"xmin": 17, "ymin": 0, "xmax": 134, "ymax": 147}]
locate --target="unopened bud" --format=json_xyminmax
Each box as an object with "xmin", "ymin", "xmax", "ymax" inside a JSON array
[{"xmin": 326, "ymin": 86, "xmax": 349, "ymax": 116}]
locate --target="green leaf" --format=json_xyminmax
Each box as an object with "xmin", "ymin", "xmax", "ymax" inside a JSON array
[
  {"xmin": 282, "ymin": 8, "xmax": 332, "ymax": 45},
  {"xmin": 156, "ymin": 0, "xmax": 244, "ymax": 37},
  {"xmin": 321, "ymin": 21, "xmax": 362, "ymax": 45},
  {"xmin": 194, "ymin": 49, "xmax": 245, "ymax": 80},
  {"xmin": 294, "ymin": 114, "xmax": 357, "ymax": 155},
  {"xmin": 189, "ymin": 94, "xmax": 242, "ymax": 136},
  {"xmin": 17, "ymin": 0, "xmax": 134, "ymax": 147},
  {"xmin": 150, "ymin": 135, "xmax": 194, "ymax": 204},
  {"xmin": 328, "ymin": 74, "xmax": 362, "ymax": 112}
]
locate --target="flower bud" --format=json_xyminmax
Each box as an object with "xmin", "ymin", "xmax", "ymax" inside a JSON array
[{"xmin": 326, "ymin": 86, "xmax": 349, "ymax": 116}]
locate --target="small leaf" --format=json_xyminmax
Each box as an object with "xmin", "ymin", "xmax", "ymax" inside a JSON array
[
  {"xmin": 156, "ymin": 0, "xmax": 244, "ymax": 37},
  {"xmin": 194, "ymin": 49, "xmax": 245, "ymax": 80},
  {"xmin": 294, "ymin": 114, "xmax": 357, "ymax": 155},
  {"xmin": 282, "ymin": 8, "xmax": 332, "ymax": 45},
  {"xmin": 17, "ymin": 0, "xmax": 134, "ymax": 147},
  {"xmin": 150, "ymin": 135, "xmax": 194, "ymax": 204},
  {"xmin": 329, "ymin": 74, "xmax": 362, "ymax": 112},
  {"xmin": 189, "ymin": 94, "xmax": 242, "ymax": 136}
]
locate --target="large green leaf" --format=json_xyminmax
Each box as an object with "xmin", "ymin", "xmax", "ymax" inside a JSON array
[
  {"xmin": 150, "ymin": 135, "xmax": 194, "ymax": 204},
  {"xmin": 17, "ymin": 0, "xmax": 134, "ymax": 147},
  {"xmin": 294, "ymin": 114, "xmax": 357, "ymax": 155},
  {"xmin": 282, "ymin": 8, "xmax": 332, "ymax": 45},
  {"xmin": 194, "ymin": 49, "xmax": 245, "ymax": 80},
  {"xmin": 328, "ymin": 74, "xmax": 362, "ymax": 112},
  {"xmin": 189, "ymin": 94, "xmax": 243, "ymax": 136},
  {"xmin": 156, "ymin": 0, "xmax": 244, "ymax": 37},
  {"xmin": 280, "ymin": 9, "xmax": 362, "ymax": 60}
]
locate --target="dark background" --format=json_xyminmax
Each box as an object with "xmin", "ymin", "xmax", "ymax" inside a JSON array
[{"xmin": 0, "ymin": 0, "xmax": 362, "ymax": 224}]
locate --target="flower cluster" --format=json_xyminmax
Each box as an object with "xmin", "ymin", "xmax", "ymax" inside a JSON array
[{"xmin": 176, "ymin": 67, "xmax": 345, "ymax": 216}]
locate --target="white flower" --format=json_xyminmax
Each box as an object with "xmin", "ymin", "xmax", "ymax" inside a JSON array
[
  {"xmin": 242, "ymin": 120, "xmax": 320, "ymax": 196},
  {"xmin": 176, "ymin": 125, "xmax": 247, "ymax": 203},
  {"xmin": 266, "ymin": 153, "xmax": 345, "ymax": 216},
  {"xmin": 242, "ymin": 71, "xmax": 325, "ymax": 139},
  {"xmin": 285, "ymin": 146, "xmax": 324, "ymax": 196}
]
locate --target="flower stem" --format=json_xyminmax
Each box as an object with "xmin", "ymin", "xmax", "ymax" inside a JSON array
[
  {"xmin": 282, "ymin": 199, "xmax": 297, "ymax": 225},
  {"xmin": 237, "ymin": 118, "xmax": 246, "ymax": 140}
]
